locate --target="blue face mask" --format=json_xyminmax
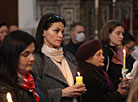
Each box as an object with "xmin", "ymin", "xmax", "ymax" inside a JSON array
[{"xmin": 75, "ymin": 32, "xmax": 85, "ymax": 43}]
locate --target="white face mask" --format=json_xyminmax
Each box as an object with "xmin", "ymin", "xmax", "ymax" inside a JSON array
[{"xmin": 75, "ymin": 32, "xmax": 85, "ymax": 43}]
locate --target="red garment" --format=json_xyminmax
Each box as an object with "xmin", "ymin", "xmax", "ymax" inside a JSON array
[
  {"xmin": 18, "ymin": 73, "xmax": 40, "ymax": 102},
  {"xmin": 111, "ymin": 47, "xmax": 123, "ymax": 65}
]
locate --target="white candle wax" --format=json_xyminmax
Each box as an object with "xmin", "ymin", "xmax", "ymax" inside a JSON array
[{"xmin": 6, "ymin": 92, "xmax": 13, "ymax": 102}]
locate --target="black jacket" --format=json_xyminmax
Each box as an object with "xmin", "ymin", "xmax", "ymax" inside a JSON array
[
  {"xmin": 102, "ymin": 43, "xmax": 123, "ymax": 90},
  {"xmin": 0, "ymin": 74, "xmax": 48, "ymax": 102},
  {"xmin": 78, "ymin": 61, "xmax": 124, "ymax": 102},
  {"xmin": 65, "ymin": 40, "xmax": 82, "ymax": 59}
]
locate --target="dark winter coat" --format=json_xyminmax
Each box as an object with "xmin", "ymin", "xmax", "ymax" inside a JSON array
[
  {"xmin": 32, "ymin": 51, "xmax": 78, "ymax": 102},
  {"xmin": 0, "ymin": 74, "xmax": 48, "ymax": 102},
  {"xmin": 78, "ymin": 61, "xmax": 124, "ymax": 102},
  {"xmin": 102, "ymin": 43, "xmax": 123, "ymax": 90}
]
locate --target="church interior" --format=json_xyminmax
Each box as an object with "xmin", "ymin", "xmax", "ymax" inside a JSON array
[{"xmin": 0, "ymin": 0, "xmax": 138, "ymax": 44}]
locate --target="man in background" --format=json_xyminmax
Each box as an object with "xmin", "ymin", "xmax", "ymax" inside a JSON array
[{"xmin": 65, "ymin": 22, "xmax": 86, "ymax": 59}]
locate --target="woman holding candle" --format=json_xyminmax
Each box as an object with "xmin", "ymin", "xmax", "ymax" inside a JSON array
[
  {"xmin": 32, "ymin": 13, "xmax": 86, "ymax": 102},
  {"xmin": 0, "ymin": 30, "xmax": 48, "ymax": 102},
  {"xmin": 77, "ymin": 40, "xmax": 128, "ymax": 102},
  {"xmin": 100, "ymin": 20, "xmax": 125, "ymax": 90}
]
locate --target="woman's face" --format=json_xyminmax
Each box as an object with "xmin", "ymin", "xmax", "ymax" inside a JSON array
[
  {"xmin": 86, "ymin": 49, "xmax": 105, "ymax": 67},
  {"xmin": 43, "ymin": 22, "xmax": 64, "ymax": 48},
  {"xmin": 0, "ymin": 25, "xmax": 8, "ymax": 42},
  {"xmin": 17, "ymin": 42, "xmax": 35, "ymax": 77},
  {"xmin": 123, "ymin": 41, "xmax": 135, "ymax": 57},
  {"xmin": 109, "ymin": 26, "xmax": 124, "ymax": 46}
]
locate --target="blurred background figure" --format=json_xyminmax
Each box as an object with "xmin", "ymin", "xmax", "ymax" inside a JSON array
[
  {"xmin": 65, "ymin": 22, "xmax": 86, "ymax": 59},
  {"xmin": 126, "ymin": 60, "xmax": 138, "ymax": 80},
  {"xmin": 131, "ymin": 34, "xmax": 138, "ymax": 60},
  {"xmin": 0, "ymin": 22, "xmax": 8, "ymax": 44},
  {"xmin": 9, "ymin": 25, "xmax": 19, "ymax": 32},
  {"xmin": 122, "ymin": 32, "xmax": 136, "ymax": 72},
  {"xmin": 127, "ymin": 77, "xmax": 138, "ymax": 102},
  {"xmin": 127, "ymin": 64, "xmax": 138, "ymax": 102},
  {"xmin": 77, "ymin": 40, "xmax": 128, "ymax": 102},
  {"xmin": 100, "ymin": 20, "xmax": 125, "ymax": 90}
]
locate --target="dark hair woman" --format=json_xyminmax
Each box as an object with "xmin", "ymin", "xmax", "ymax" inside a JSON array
[
  {"xmin": 0, "ymin": 30, "xmax": 48, "ymax": 102},
  {"xmin": 100, "ymin": 20, "xmax": 125, "ymax": 89},
  {"xmin": 32, "ymin": 13, "xmax": 86, "ymax": 102}
]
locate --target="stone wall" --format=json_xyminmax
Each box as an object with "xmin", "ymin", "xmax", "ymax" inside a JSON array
[{"xmin": 18, "ymin": 0, "xmax": 130, "ymax": 42}]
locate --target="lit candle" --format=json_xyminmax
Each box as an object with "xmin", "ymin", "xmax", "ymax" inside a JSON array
[
  {"xmin": 112, "ymin": 0, "xmax": 116, "ymax": 3},
  {"xmin": 76, "ymin": 72, "xmax": 83, "ymax": 85},
  {"xmin": 95, "ymin": 0, "xmax": 99, "ymax": 8},
  {"xmin": 123, "ymin": 49, "xmax": 126, "ymax": 69},
  {"xmin": 6, "ymin": 92, "xmax": 13, "ymax": 102}
]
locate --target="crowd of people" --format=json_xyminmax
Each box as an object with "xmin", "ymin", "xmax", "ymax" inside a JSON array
[{"xmin": 0, "ymin": 13, "xmax": 138, "ymax": 102}]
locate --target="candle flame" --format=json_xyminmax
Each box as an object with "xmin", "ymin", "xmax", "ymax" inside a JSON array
[
  {"xmin": 6, "ymin": 92, "xmax": 13, "ymax": 102},
  {"xmin": 123, "ymin": 49, "xmax": 126, "ymax": 54},
  {"xmin": 77, "ymin": 72, "xmax": 80, "ymax": 76}
]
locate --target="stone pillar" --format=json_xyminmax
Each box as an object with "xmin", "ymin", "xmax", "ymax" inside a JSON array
[
  {"xmin": 129, "ymin": 0, "xmax": 133, "ymax": 35},
  {"xmin": 94, "ymin": 0, "xmax": 99, "ymax": 39}
]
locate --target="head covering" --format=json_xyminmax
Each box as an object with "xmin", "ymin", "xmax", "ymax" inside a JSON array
[{"xmin": 76, "ymin": 40, "xmax": 102, "ymax": 61}]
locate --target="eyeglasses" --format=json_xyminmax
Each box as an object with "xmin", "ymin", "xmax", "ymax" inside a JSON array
[
  {"xmin": 47, "ymin": 14, "xmax": 64, "ymax": 22},
  {"xmin": 125, "ymin": 45, "xmax": 135, "ymax": 51}
]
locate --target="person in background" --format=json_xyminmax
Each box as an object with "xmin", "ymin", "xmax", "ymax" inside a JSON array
[
  {"xmin": 100, "ymin": 20, "xmax": 125, "ymax": 90},
  {"xmin": 9, "ymin": 25, "xmax": 19, "ymax": 32},
  {"xmin": 32, "ymin": 13, "xmax": 86, "ymax": 102},
  {"xmin": 131, "ymin": 33, "xmax": 138, "ymax": 60},
  {"xmin": 127, "ymin": 62, "xmax": 138, "ymax": 102},
  {"xmin": 121, "ymin": 32, "xmax": 136, "ymax": 72},
  {"xmin": 0, "ymin": 22, "xmax": 8, "ymax": 43},
  {"xmin": 65, "ymin": 22, "xmax": 86, "ymax": 59},
  {"xmin": 0, "ymin": 30, "xmax": 48, "ymax": 102},
  {"xmin": 76, "ymin": 40, "xmax": 128, "ymax": 102},
  {"xmin": 127, "ymin": 76, "xmax": 138, "ymax": 102},
  {"xmin": 126, "ymin": 60, "xmax": 138, "ymax": 80}
]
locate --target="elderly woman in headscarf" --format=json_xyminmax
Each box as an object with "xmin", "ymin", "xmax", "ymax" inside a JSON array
[{"xmin": 76, "ymin": 40, "xmax": 128, "ymax": 102}]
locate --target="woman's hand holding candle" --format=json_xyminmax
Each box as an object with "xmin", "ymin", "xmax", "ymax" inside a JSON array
[
  {"xmin": 62, "ymin": 72, "xmax": 86, "ymax": 98},
  {"xmin": 62, "ymin": 84, "xmax": 87, "ymax": 97}
]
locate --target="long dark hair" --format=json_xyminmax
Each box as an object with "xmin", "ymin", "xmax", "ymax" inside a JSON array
[
  {"xmin": 122, "ymin": 32, "xmax": 135, "ymax": 46},
  {"xmin": 35, "ymin": 13, "xmax": 66, "ymax": 53},
  {"xmin": 0, "ymin": 30, "xmax": 35, "ymax": 84}
]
